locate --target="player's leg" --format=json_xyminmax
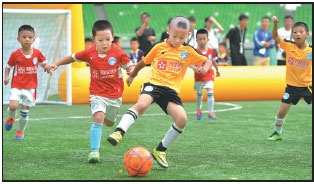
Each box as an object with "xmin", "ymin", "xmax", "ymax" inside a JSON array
[
  {"xmin": 269, "ymin": 102, "xmax": 291, "ymax": 140},
  {"xmin": 153, "ymin": 102, "xmax": 187, "ymax": 168},
  {"xmin": 107, "ymin": 94, "xmax": 153, "ymax": 146},
  {"xmin": 194, "ymin": 82, "xmax": 204, "ymax": 120},
  {"xmin": 15, "ymin": 105, "xmax": 30, "ymax": 140},
  {"xmin": 15, "ymin": 89, "xmax": 36, "ymax": 139},
  {"xmin": 5, "ymin": 88, "xmax": 21, "ymax": 131},
  {"xmin": 205, "ymin": 81, "xmax": 216, "ymax": 119}
]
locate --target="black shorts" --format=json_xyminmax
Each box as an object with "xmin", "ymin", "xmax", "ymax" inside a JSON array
[
  {"xmin": 140, "ymin": 83, "xmax": 183, "ymax": 114},
  {"xmin": 281, "ymin": 85, "xmax": 312, "ymax": 105}
]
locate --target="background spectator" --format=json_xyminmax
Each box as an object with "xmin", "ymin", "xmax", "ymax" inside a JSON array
[
  {"xmin": 135, "ymin": 12, "xmax": 156, "ymax": 55},
  {"xmin": 186, "ymin": 16, "xmax": 198, "ymax": 48},
  {"xmin": 253, "ymin": 16, "xmax": 275, "ymax": 66},
  {"xmin": 113, "ymin": 36, "xmax": 122, "ymax": 48},
  {"xmin": 160, "ymin": 18, "xmax": 172, "ymax": 41},
  {"xmin": 129, "ymin": 37, "xmax": 144, "ymax": 65},
  {"xmin": 217, "ymin": 42, "xmax": 230, "ymax": 66},
  {"xmin": 204, "ymin": 16, "xmax": 224, "ymax": 53},
  {"xmin": 224, "ymin": 14, "xmax": 249, "ymax": 66},
  {"xmin": 85, "ymin": 37, "xmax": 93, "ymax": 49},
  {"xmin": 276, "ymin": 15, "xmax": 294, "ymax": 65}
]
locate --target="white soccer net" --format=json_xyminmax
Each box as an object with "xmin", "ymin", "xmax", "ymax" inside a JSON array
[{"xmin": 3, "ymin": 9, "xmax": 72, "ymax": 105}]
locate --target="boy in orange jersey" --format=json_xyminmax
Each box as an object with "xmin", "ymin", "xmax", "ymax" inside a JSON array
[
  {"xmin": 107, "ymin": 16, "xmax": 212, "ymax": 168},
  {"xmin": 4, "ymin": 25, "xmax": 50, "ymax": 140},
  {"xmin": 268, "ymin": 16, "xmax": 312, "ymax": 140},
  {"xmin": 190, "ymin": 29, "xmax": 220, "ymax": 120},
  {"xmin": 45, "ymin": 20, "xmax": 132, "ymax": 163}
]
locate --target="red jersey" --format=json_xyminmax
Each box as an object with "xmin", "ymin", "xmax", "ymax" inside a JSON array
[
  {"xmin": 194, "ymin": 48, "xmax": 217, "ymax": 82},
  {"xmin": 73, "ymin": 44, "xmax": 130, "ymax": 98},
  {"xmin": 7, "ymin": 48, "xmax": 47, "ymax": 89}
]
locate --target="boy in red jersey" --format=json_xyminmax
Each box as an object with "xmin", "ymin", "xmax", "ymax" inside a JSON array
[
  {"xmin": 106, "ymin": 17, "xmax": 212, "ymax": 168},
  {"xmin": 268, "ymin": 16, "xmax": 312, "ymax": 140},
  {"xmin": 45, "ymin": 20, "xmax": 132, "ymax": 163},
  {"xmin": 4, "ymin": 25, "xmax": 49, "ymax": 140},
  {"xmin": 190, "ymin": 29, "xmax": 220, "ymax": 120}
]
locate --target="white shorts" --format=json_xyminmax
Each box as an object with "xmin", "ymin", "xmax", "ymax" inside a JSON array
[
  {"xmin": 194, "ymin": 81, "xmax": 214, "ymax": 93},
  {"xmin": 89, "ymin": 95, "xmax": 122, "ymax": 123},
  {"xmin": 9, "ymin": 88, "xmax": 36, "ymax": 107}
]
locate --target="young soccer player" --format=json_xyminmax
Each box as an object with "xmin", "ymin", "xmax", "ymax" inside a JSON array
[
  {"xmin": 45, "ymin": 20, "xmax": 132, "ymax": 163},
  {"xmin": 189, "ymin": 29, "xmax": 220, "ymax": 120},
  {"xmin": 268, "ymin": 16, "xmax": 312, "ymax": 140},
  {"xmin": 106, "ymin": 16, "xmax": 212, "ymax": 168},
  {"xmin": 4, "ymin": 25, "xmax": 49, "ymax": 140}
]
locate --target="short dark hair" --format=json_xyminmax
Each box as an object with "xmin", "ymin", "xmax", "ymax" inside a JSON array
[
  {"xmin": 292, "ymin": 22, "xmax": 309, "ymax": 32},
  {"xmin": 188, "ymin": 16, "xmax": 196, "ymax": 22},
  {"xmin": 130, "ymin": 37, "xmax": 138, "ymax": 42},
  {"xmin": 239, "ymin": 14, "xmax": 248, "ymax": 20},
  {"xmin": 204, "ymin": 17, "xmax": 211, "ymax": 23},
  {"xmin": 141, "ymin": 12, "xmax": 150, "ymax": 18},
  {"xmin": 196, "ymin": 28, "xmax": 208, "ymax": 37},
  {"xmin": 219, "ymin": 42, "xmax": 227, "ymax": 47},
  {"xmin": 284, "ymin": 15, "xmax": 294, "ymax": 21},
  {"xmin": 85, "ymin": 37, "xmax": 93, "ymax": 42},
  {"xmin": 92, "ymin": 20, "xmax": 114, "ymax": 37},
  {"xmin": 113, "ymin": 36, "xmax": 120, "ymax": 43},
  {"xmin": 167, "ymin": 18, "xmax": 173, "ymax": 25},
  {"xmin": 262, "ymin": 16, "xmax": 270, "ymax": 21},
  {"xmin": 18, "ymin": 25, "xmax": 34, "ymax": 36}
]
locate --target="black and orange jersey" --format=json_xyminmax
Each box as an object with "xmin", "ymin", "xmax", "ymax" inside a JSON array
[
  {"xmin": 280, "ymin": 38, "xmax": 312, "ymax": 87},
  {"xmin": 142, "ymin": 40, "xmax": 207, "ymax": 93}
]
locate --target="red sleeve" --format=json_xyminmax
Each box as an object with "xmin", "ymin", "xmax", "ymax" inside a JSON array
[
  {"xmin": 73, "ymin": 49, "xmax": 90, "ymax": 62},
  {"xmin": 120, "ymin": 50, "xmax": 130, "ymax": 65},
  {"xmin": 7, "ymin": 52, "xmax": 17, "ymax": 67},
  {"xmin": 37, "ymin": 50, "xmax": 47, "ymax": 63}
]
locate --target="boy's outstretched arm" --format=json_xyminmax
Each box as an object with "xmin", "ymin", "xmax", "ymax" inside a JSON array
[
  {"xmin": 212, "ymin": 60, "xmax": 220, "ymax": 77},
  {"xmin": 44, "ymin": 55, "xmax": 74, "ymax": 73},
  {"xmin": 126, "ymin": 59, "xmax": 146, "ymax": 86},
  {"xmin": 200, "ymin": 59, "xmax": 212, "ymax": 75},
  {"xmin": 4, "ymin": 67, "xmax": 11, "ymax": 85},
  {"xmin": 272, "ymin": 16, "xmax": 281, "ymax": 43}
]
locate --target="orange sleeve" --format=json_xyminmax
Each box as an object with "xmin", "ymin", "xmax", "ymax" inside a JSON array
[
  {"xmin": 280, "ymin": 38, "xmax": 288, "ymax": 51},
  {"xmin": 142, "ymin": 44, "xmax": 159, "ymax": 64}
]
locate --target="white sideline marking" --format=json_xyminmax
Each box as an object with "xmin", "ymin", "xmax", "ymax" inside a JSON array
[{"xmin": 28, "ymin": 102, "xmax": 242, "ymax": 121}]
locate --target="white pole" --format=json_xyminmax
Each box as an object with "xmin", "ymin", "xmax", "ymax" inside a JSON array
[{"xmin": 66, "ymin": 11, "xmax": 72, "ymax": 106}]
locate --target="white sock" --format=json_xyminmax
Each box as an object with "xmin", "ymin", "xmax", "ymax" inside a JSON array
[
  {"xmin": 207, "ymin": 91, "xmax": 214, "ymax": 113},
  {"xmin": 7, "ymin": 107, "xmax": 17, "ymax": 120},
  {"xmin": 117, "ymin": 108, "xmax": 138, "ymax": 132},
  {"xmin": 275, "ymin": 116, "xmax": 285, "ymax": 134},
  {"xmin": 196, "ymin": 92, "xmax": 203, "ymax": 110},
  {"xmin": 161, "ymin": 123, "xmax": 183, "ymax": 149},
  {"xmin": 18, "ymin": 109, "xmax": 29, "ymax": 132}
]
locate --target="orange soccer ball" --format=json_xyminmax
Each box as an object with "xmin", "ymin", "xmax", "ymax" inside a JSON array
[{"xmin": 124, "ymin": 147, "xmax": 153, "ymax": 177}]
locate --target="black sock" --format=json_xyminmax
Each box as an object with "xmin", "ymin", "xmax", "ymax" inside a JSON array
[
  {"xmin": 156, "ymin": 142, "xmax": 167, "ymax": 152},
  {"xmin": 115, "ymin": 128, "xmax": 125, "ymax": 137}
]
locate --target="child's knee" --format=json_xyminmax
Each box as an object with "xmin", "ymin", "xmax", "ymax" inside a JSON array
[
  {"xmin": 92, "ymin": 112, "xmax": 105, "ymax": 123},
  {"xmin": 104, "ymin": 119, "xmax": 114, "ymax": 127},
  {"xmin": 175, "ymin": 114, "xmax": 187, "ymax": 129}
]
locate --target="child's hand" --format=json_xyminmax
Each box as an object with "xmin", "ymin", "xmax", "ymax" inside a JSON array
[
  {"xmin": 199, "ymin": 67, "xmax": 207, "ymax": 75},
  {"xmin": 44, "ymin": 64, "xmax": 58, "ymax": 74},
  {"xmin": 216, "ymin": 70, "xmax": 220, "ymax": 77},
  {"xmin": 272, "ymin": 16, "xmax": 278, "ymax": 24},
  {"xmin": 126, "ymin": 76, "xmax": 135, "ymax": 87},
  {"xmin": 4, "ymin": 76, "xmax": 10, "ymax": 85}
]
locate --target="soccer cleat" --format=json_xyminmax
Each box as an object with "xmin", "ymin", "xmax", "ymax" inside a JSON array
[
  {"xmin": 16, "ymin": 131, "xmax": 24, "ymax": 140},
  {"xmin": 152, "ymin": 148, "xmax": 168, "ymax": 168},
  {"xmin": 5, "ymin": 114, "xmax": 18, "ymax": 131},
  {"xmin": 196, "ymin": 110, "xmax": 202, "ymax": 120},
  {"xmin": 268, "ymin": 131, "xmax": 283, "ymax": 141},
  {"xmin": 88, "ymin": 152, "xmax": 100, "ymax": 163},
  {"xmin": 107, "ymin": 131, "xmax": 123, "ymax": 146},
  {"xmin": 208, "ymin": 112, "xmax": 217, "ymax": 119}
]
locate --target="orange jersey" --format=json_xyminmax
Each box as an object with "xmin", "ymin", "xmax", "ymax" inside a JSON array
[
  {"xmin": 280, "ymin": 38, "xmax": 312, "ymax": 87},
  {"xmin": 142, "ymin": 41, "xmax": 207, "ymax": 93}
]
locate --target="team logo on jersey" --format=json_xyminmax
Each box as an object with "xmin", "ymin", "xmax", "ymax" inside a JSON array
[
  {"xmin": 144, "ymin": 86, "xmax": 153, "ymax": 92},
  {"xmin": 108, "ymin": 57, "xmax": 117, "ymax": 65},
  {"xmin": 33, "ymin": 58, "xmax": 38, "ymax": 65},
  {"xmin": 283, "ymin": 92, "xmax": 290, "ymax": 100},
  {"xmin": 208, "ymin": 54, "xmax": 212, "ymax": 59},
  {"xmin": 306, "ymin": 53, "xmax": 312, "ymax": 60},
  {"xmin": 91, "ymin": 101, "xmax": 100, "ymax": 111},
  {"xmin": 180, "ymin": 51, "xmax": 188, "ymax": 60}
]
